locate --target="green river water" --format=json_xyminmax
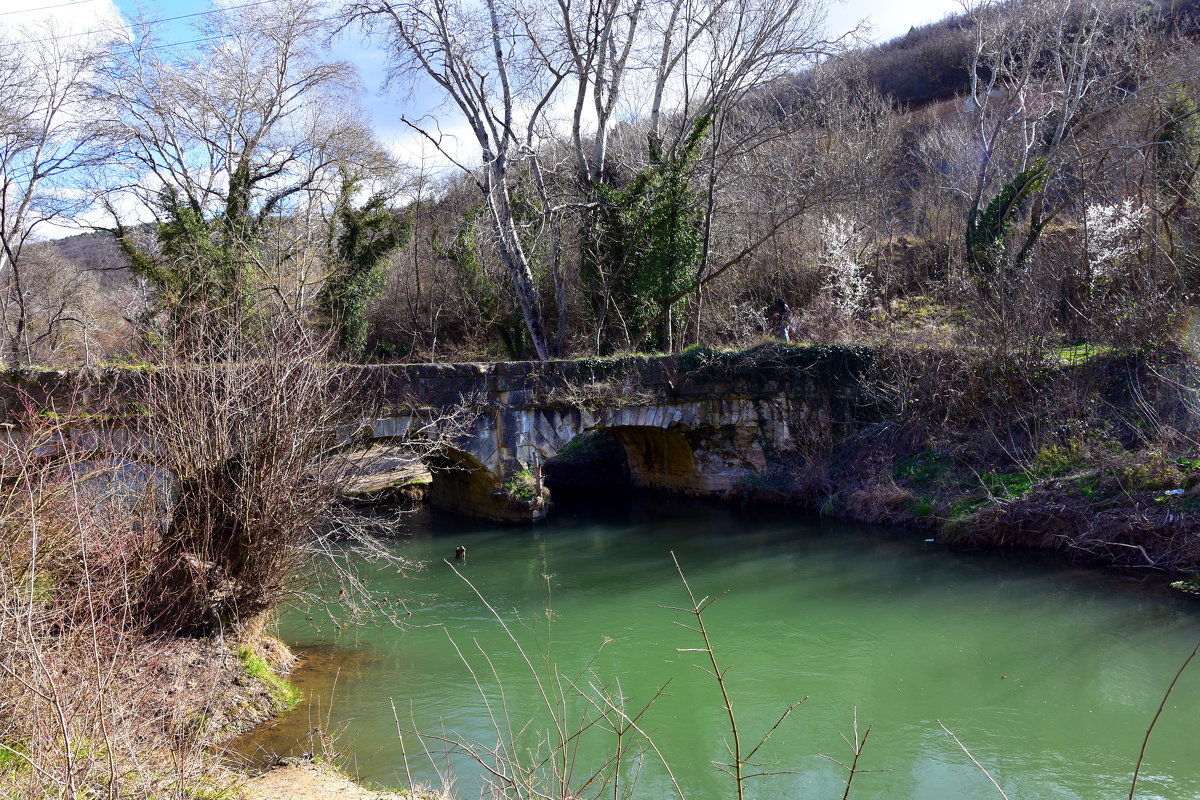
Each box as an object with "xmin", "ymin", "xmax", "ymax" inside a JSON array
[{"xmin": 240, "ymin": 498, "xmax": 1200, "ymax": 799}]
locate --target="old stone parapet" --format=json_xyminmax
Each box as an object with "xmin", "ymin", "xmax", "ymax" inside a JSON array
[
  {"xmin": 0, "ymin": 344, "xmax": 875, "ymax": 523},
  {"xmin": 0, "ymin": 366, "xmax": 141, "ymax": 421},
  {"xmin": 352, "ymin": 343, "xmax": 870, "ymax": 411}
]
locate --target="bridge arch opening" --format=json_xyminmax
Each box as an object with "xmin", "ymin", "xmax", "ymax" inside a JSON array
[
  {"xmin": 425, "ymin": 446, "xmax": 502, "ymax": 519},
  {"xmin": 606, "ymin": 425, "xmax": 702, "ymax": 495},
  {"xmin": 425, "ymin": 445, "xmax": 551, "ymax": 523},
  {"xmin": 543, "ymin": 424, "xmax": 708, "ymax": 503},
  {"xmin": 542, "ymin": 429, "xmax": 632, "ymax": 503}
]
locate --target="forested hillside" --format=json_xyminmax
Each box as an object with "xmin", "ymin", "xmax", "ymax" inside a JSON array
[
  {"xmin": 10, "ymin": 0, "xmax": 1197, "ymax": 368},
  {"xmin": 861, "ymin": 0, "xmax": 1200, "ymax": 106}
]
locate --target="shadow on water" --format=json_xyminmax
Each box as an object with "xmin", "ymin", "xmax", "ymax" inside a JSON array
[{"xmin": 232, "ymin": 644, "xmax": 386, "ymax": 767}]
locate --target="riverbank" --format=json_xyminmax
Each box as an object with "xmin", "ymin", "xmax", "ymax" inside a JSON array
[
  {"xmin": 825, "ymin": 457, "xmax": 1200, "ymax": 569},
  {"xmin": 706, "ymin": 343, "xmax": 1200, "ymax": 578},
  {"xmin": 0, "ymin": 624, "xmax": 300, "ymax": 797},
  {"xmin": 246, "ymin": 759, "xmax": 445, "ymax": 800}
]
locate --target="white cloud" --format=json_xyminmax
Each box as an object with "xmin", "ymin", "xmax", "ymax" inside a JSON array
[
  {"xmin": 3, "ymin": 0, "xmax": 129, "ymax": 241},
  {"xmin": 829, "ymin": 0, "xmax": 964, "ymax": 44},
  {"xmin": 2, "ymin": 0, "xmax": 125, "ymax": 43}
]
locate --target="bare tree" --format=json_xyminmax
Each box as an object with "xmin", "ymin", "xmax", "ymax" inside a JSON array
[
  {"xmin": 352, "ymin": 0, "xmax": 844, "ymax": 357},
  {"xmin": 534, "ymin": 0, "xmax": 849, "ymax": 352},
  {"xmin": 0, "ymin": 243, "xmax": 113, "ymax": 366},
  {"xmin": 0, "ymin": 21, "xmax": 111, "ymax": 367},
  {"xmin": 956, "ymin": 0, "xmax": 1159, "ymax": 344},
  {"xmin": 96, "ymin": 0, "xmax": 383, "ymax": 331},
  {"xmin": 350, "ymin": 0, "xmax": 566, "ymax": 360}
]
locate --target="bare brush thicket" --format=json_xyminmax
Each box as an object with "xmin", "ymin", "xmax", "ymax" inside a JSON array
[
  {"xmin": 0, "ymin": 312, "xmax": 452, "ymax": 796},
  {"xmin": 0, "ymin": 404, "xmax": 223, "ymax": 797},
  {"xmin": 131, "ymin": 319, "xmax": 362, "ymax": 636}
]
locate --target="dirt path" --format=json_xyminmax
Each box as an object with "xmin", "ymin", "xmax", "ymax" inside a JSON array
[{"xmin": 245, "ymin": 762, "xmax": 445, "ymax": 800}]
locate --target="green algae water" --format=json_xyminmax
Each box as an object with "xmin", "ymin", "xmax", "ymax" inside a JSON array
[{"xmin": 241, "ymin": 498, "xmax": 1200, "ymax": 799}]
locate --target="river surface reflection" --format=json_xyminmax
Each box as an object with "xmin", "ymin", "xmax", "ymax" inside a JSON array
[{"xmin": 238, "ymin": 497, "xmax": 1200, "ymax": 799}]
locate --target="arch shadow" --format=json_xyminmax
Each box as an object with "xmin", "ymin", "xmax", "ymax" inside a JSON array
[
  {"xmin": 427, "ymin": 445, "xmax": 547, "ymax": 523},
  {"xmin": 606, "ymin": 425, "xmax": 703, "ymax": 495}
]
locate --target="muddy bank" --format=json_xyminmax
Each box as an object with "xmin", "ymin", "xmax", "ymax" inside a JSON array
[
  {"xmin": 805, "ymin": 466, "xmax": 1200, "ymax": 573},
  {"xmin": 0, "ymin": 631, "xmax": 303, "ymax": 797}
]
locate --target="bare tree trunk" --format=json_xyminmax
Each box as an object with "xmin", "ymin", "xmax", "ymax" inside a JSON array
[
  {"xmin": 485, "ymin": 170, "xmax": 550, "ymax": 360},
  {"xmin": 551, "ymin": 216, "xmax": 568, "ymax": 357}
]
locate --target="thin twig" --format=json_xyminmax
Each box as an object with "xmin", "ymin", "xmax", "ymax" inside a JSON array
[
  {"xmin": 1129, "ymin": 639, "xmax": 1200, "ymax": 799},
  {"xmin": 669, "ymin": 551, "xmax": 745, "ymax": 799},
  {"xmin": 938, "ymin": 720, "xmax": 1009, "ymax": 800}
]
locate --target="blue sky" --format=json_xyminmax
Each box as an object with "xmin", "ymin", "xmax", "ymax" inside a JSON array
[{"xmin": 6, "ymin": 0, "xmax": 963, "ymax": 172}]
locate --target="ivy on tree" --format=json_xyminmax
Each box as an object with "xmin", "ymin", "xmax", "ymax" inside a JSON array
[
  {"xmin": 319, "ymin": 175, "xmax": 410, "ymax": 359},
  {"xmin": 116, "ymin": 181, "xmax": 263, "ymax": 336},
  {"xmin": 585, "ymin": 113, "xmax": 711, "ymax": 352}
]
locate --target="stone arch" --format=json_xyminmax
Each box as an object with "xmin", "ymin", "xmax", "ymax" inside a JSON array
[
  {"xmin": 605, "ymin": 425, "xmax": 703, "ymax": 495},
  {"xmin": 426, "ymin": 445, "xmax": 492, "ymax": 506},
  {"xmin": 541, "ymin": 428, "xmax": 633, "ymax": 497},
  {"xmin": 357, "ymin": 402, "xmax": 766, "ymax": 518},
  {"xmin": 426, "ymin": 445, "xmax": 548, "ymax": 523}
]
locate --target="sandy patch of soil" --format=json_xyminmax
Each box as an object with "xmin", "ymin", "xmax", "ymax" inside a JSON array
[{"xmin": 245, "ymin": 760, "xmax": 445, "ymax": 800}]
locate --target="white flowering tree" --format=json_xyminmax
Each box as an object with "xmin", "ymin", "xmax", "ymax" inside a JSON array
[
  {"xmin": 1081, "ymin": 198, "xmax": 1181, "ymax": 347},
  {"xmin": 818, "ymin": 215, "xmax": 871, "ymax": 316},
  {"xmin": 1084, "ymin": 199, "xmax": 1149, "ymax": 285}
]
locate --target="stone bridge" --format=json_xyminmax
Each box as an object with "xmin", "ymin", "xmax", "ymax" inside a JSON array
[
  {"xmin": 354, "ymin": 345, "xmax": 872, "ymax": 521},
  {"xmin": 0, "ymin": 345, "xmax": 873, "ymax": 523}
]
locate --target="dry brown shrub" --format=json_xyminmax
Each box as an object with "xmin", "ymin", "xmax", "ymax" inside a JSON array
[
  {"xmin": 842, "ymin": 473, "xmax": 915, "ymax": 525},
  {"xmin": 0, "ymin": 314, "xmax": 392, "ymax": 797},
  {"xmin": 789, "ymin": 290, "xmax": 861, "ymax": 345},
  {"xmin": 0, "ymin": 402, "xmax": 244, "ymax": 798},
  {"xmin": 862, "ymin": 342, "xmax": 1060, "ymax": 462},
  {"xmin": 127, "ymin": 315, "xmax": 362, "ymax": 637}
]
